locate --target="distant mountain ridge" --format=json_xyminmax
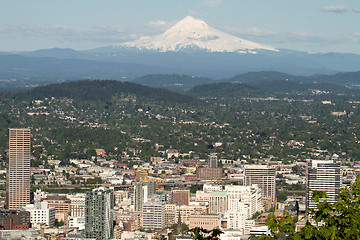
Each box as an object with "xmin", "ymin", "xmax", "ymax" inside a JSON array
[
  {"xmin": 0, "ymin": 16, "xmax": 359, "ymax": 85},
  {"xmin": 1, "ymin": 47, "xmax": 358, "ymax": 83}
]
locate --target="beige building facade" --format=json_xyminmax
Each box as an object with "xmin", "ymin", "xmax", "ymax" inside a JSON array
[
  {"xmin": 209, "ymin": 192, "xmax": 228, "ymax": 214},
  {"xmin": 189, "ymin": 214, "xmax": 220, "ymax": 230},
  {"xmin": 7, "ymin": 128, "xmax": 31, "ymax": 210}
]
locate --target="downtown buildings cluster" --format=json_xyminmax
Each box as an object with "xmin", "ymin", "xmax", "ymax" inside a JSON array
[{"xmin": 0, "ymin": 128, "xmax": 351, "ymax": 240}]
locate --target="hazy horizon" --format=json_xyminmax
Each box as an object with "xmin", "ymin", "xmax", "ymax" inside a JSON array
[{"xmin": 1, "ymin": 0, "xmax": 360, "ymax": 54}]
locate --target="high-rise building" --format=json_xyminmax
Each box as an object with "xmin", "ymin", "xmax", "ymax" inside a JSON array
[
  {"xmin": 225, "ymin": 185, "xmax": 263, "ymax": 218},
  {"xmin": 85, "ymin": 187, "xmax": 114, "ymax": 240},
  {"xmin": 134, "ymin": 181, "xmax": 156, "ymax": 211},
  {"xmin": 306, "ymin": 160, "xmax": 341, "ymax": 210},
  {"xmin": 208, "ymin": 191, "xmax": 228, "ymax": 214},
  {"xmin": 7, "ymin": 128, "xmax": 31, "ymax": 210},
  {"xmin": 244, "ymin": 165, "xmax": 276, "ymax": 205},
  {"xmin": 142, "ymin": 201, "xmax": 164, "ymax": 230},
  {"xmin": 209, "ymin": 154, "xmax": 218, "ymax": 168},
  {"xmin": 171, "ymin": 189, "xmax": 190, "ymax": 206},
  {"xmin": 224, "ymin": 185, "xmax": 263, "ymax": 233}
]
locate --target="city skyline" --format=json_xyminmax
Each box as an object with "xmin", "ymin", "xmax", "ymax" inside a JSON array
[{"xmin": 1, "ymin": 0, "xmax": 360, "ymax": 54}]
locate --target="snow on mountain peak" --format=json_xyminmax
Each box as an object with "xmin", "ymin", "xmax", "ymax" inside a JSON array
[{"xmin": 120, "ymin": 16, "xmax": 277, "ymax": 53}]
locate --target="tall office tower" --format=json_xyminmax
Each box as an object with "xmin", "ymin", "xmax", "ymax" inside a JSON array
[
  {"xmin": 307, "ymin": 160, "xmax": 341, "ymax": 210},
  {"xmin": 142, "ymin": 201, "xmax": 164, "ymax": 230},
  {"xmin": 171, "ymin": 189, "xmax": 190, "ymax": 206},
  {"xmin": 244, "ymin": 165, "xmax": 276, "ymax": 206},
  {"xmin": 134, "ymin": 181, "xmax": 156, "ymax": 211},
  {"xmin": 7, "ymin": 128, "xmax": 31, "ymax": 210},
  {"xmin": 209, "ymin": 154, "xmax": 218, "ymax": 168},
  {"xmin": 85, "ymin": 187, "xmax": 114, "ymax": 240}
]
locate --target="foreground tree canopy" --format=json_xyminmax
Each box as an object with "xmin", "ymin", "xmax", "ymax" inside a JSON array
[
  {"xmin": 260, "ymin": 174, "xmax": 360, "ymax": 240},
  {"xmin": 190, "ymin": 227, "xmax": 223, "ymax": 240}
]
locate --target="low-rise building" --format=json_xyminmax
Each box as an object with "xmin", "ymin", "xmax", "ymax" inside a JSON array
[
  {"xmin": 0, "ymin": 210, "xmax": 30, "ymax": 230},
  {"xmin": 189, "ymin": 214, "xmax": 220, "ymax": 230},
  {"xmin": 196, "ymin": 167, "xmax": 222, "ymax": 180},
  {"xmin": 22, "ymin": 201, "xmax": 55, "ymax": 227}
]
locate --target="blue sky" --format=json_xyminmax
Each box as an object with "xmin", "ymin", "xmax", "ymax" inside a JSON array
[{"xmin": 1, "ymin": 0, "xmax": 359, "ymax": 53}]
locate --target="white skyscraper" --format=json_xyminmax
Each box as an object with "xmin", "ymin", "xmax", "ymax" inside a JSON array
[
  {"xmin": 307, "ymin": 159, "xmax": 341, "ymax": 210},
  {"xmin": 224, "ymin": 185, "xmax": 263, "ymax": 233}
]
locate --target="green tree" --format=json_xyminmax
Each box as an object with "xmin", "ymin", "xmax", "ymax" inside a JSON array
[
  {"xmin": 54, "ymin": 219, "xmax": 65, "ymax": 227},
  {"xmin": 259, "ymin": 212, "xmax": 295, "ymax": 240},
  {"xmin": 190, "ymin": 227, "xmax": 223, "ymax": 240},
  {"xmin": 276, "ymin": 192, "xmax": 287, "ymax": 202}
]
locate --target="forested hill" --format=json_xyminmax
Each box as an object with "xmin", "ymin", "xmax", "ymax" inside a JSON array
[
  {"xmin": 130, "ymin": 71, "xmax": 360, "ymax": 95},
  {"xmin": 310, "ymin": 71, "xmax": 360, "ymax": 85},
  {"xmin": 226, "ymin": 71, "xmax": 360, "ymax": 85},
  {"xmin": 187, "ymin": 82, "xmax": 273, "ymax": 98},
  {"xmin": 17, "ymin": 80, "xmax": 201, "ymax": 105},
  {"xmin": 132, "ymin": 74, "xmax": 214, "ymax": 92},
  {"xmin": 245, "ymin": 80, "xmax": 356, "ymax": 95},
  {"xmin": 224, "ymin": 71, "xmax": 302, "ymax": 83},
  {"xmin": 188, "ymin": 76, "xmax": 359, "ymax": 97}
]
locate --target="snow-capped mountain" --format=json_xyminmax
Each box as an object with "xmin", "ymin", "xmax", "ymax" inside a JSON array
[{"xmin": 120, "ymin": 16, "xmax": 277, "ymax": 53}]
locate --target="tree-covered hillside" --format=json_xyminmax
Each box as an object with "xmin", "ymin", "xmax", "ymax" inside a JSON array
[
  {"xmin": 2, "ymin": 78, "xmax": 360, "ymax": 164},
  {"xmin": 187, "ymin": 82, "xmax": 274, "ymax": 98},
  {"xmin": 132, "ymin": 74, "xmax": 214, "ymax": 92},
  {"xmin": 19, "ymin": 80, "xmax": 201, "ymax": 106}
]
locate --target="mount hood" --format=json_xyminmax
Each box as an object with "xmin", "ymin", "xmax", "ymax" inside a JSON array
[{"xmin": 120, "ymin": 16, "xmax": 277, "ymax": 53}]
